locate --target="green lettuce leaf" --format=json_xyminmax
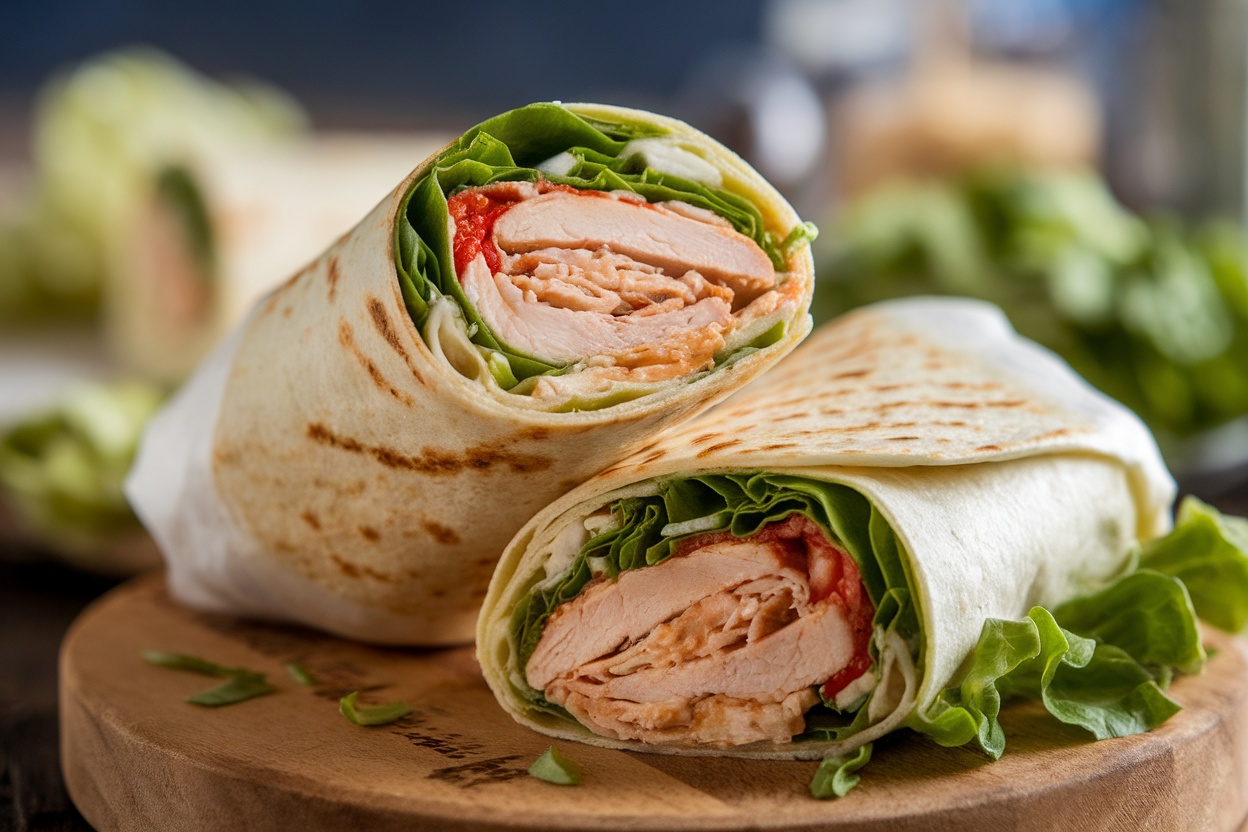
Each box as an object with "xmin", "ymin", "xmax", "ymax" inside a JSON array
[
  {"xmin": 919, "ymin": 570, "xmax": 1198, "ymax": 759},
  {"xmin": 1139, "ymin": 496, "xmax": 1248, "ymax": 632},
  {"xmin": 809, "ymin": 743, "xmax": 872, "ymax": 799},
  {"xmin": 338, "ymin": 691, "xmax": 412, "ymax": 726}
]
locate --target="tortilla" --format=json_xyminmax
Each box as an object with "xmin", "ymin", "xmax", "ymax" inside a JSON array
[
  {"xmin": 126, "ymin": 102, "xmax": 816, "ymax": 646},
  {"xmin": 477, "ymin": 297, "xmax": 1175, "ymax": 758}
]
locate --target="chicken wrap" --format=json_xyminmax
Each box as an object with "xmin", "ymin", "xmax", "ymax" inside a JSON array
[
  {"xmin": 478, "ymin": 297, "xmax": 1183, "ymax": 762},
  {"xmin": 127, "ymin": 102, "xmax": 816, "ymax": 646},
  {"xmin": 111, "ymin": 133, "xmax": 449, "ymax": 382}
]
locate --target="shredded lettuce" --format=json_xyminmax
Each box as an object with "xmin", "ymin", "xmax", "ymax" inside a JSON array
[{"xmin": 394, "ymin": 102, "xmax": 805, "ymax": 396}]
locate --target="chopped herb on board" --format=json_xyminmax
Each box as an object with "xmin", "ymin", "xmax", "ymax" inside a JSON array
[
  {"xmin": 528, "ymin": 746, "xmax": 583, "ymax": 785},
  {"xmin": 142, "ymin": 649, "xmax": 275, "ymax": 707},
  {"xmin": 285, "ymin": 662, "xmax": 317, "ymax": 686},
  {"xmin": 339, "ymin": 691, "xmax": 412, "ymax": 726}
]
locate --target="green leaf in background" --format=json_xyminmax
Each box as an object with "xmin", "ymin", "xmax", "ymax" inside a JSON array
[
  {"xmin": 528, "ymin": 746, "xmax": 583, "ymax": 785},
  {"xmin": 813, "ymin": 165, "xmax": 1248, "ymax": 440},
  {"xmin": 338, "ymin": 691, "xmax": 412, "ymax": 726},
  {"xmin": 0, "ymin": 381, "xmax": 166, "ymax": 556},
  {"xmin": 1140, "ymin": 496, "xmax": 1248, "ymax": 632},
  {"xmin": 809, "ymin": 743, "xmax": 872, "ymax": 799},
  {"xmin": 142, "ymin": 649, "xmax": 254, "ymax": 678}
]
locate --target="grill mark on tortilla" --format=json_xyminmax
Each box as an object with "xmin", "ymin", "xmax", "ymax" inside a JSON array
[
  {"xmin": 976, "ymin": 444, "xmax": 1003, "ymax": 452},
  {"xmin": 696, "ymin": 439, "xmax": 742, "ymax": 457},
  {"xmin": 422, "ymin": 520, "xmax": 461, "ymax": 545},
  {"xmin": 358, "ymin": 525, "xmax": 381, "ymax": 542},
  {"xmin": 776, "ymin": 412, "xmax": 811, "ymax": 421},
  {"xmin": 833, "ymin": 369, "xmax": 872, "ymax": 380},
  {"xmin": 1034, "ymin": 428, "xmax": 1076, "ymax": 440},
  {"xmin": 691, "ymin": 433, "xmax": 721, "ymax": 446},
  {"xmin": 886, "ymin": 436, "xmax": 921, "ymax": 441},
  {"xmin": 873, "ymin": 399, "xmax": 1029, "ymax": 411},
  {"xmin": 366, "ymin": 295, "xmax": 426, "ymax": 386},
  {"xmin": 331, "ymin": 554, "xmax": 399, "ymax": 583},
  {"xmin": 300, "ymin": 510, "xmax": 321, "ymax": 531},
  {"xmin": 326, "ymin": 255, "xmax": 342, "ymax": 302},
  {"xmin": 338, "ymin": 320, "xmax": 414, "ymax": 406},
  {"xmin": 759, "ymin": 442, "xmax": 798, "ymax": 450},
  {"xmin": 305, "ymin": 422, "xmax": 553, "ymax": 475}
]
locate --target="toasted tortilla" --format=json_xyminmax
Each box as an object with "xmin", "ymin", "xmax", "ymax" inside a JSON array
[
  {"xmin": 477, "ymin": 297, "xmax": 1175, "ymax": 758},
  {"xmin": 126, "ymin": 103, "xmax": 815, "ymax": 645}
]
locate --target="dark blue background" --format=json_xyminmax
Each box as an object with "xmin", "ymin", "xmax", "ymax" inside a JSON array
[{"xmin": 1, "ymin": 2, "xmax": 765, "ymax": 128}]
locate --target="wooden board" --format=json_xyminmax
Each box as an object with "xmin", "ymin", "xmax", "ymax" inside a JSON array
[{"xmin": 61, "ymin": 574, "xmax": 1248, "ymax": 832}]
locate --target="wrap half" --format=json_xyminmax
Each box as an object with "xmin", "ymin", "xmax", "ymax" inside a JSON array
[
  {"xmin": 478, "ymin": 297, "xmax": 1176, "ymax": 759},
  {"xmin": 127, "ymin": 103, "xmax": 815, "ymax": 645}
]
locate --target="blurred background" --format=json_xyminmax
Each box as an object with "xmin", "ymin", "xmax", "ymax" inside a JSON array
[
  {"xmin": 4, "ymin": 2, "xmax": 1248, "ymax": 827},
  {"xmin": 3, "ymin": 0, "xmax": 1248, "ymax": 569}
]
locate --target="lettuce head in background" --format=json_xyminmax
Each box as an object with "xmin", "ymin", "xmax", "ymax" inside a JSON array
[{"xmin": 811, "ymin": 166, "xmax": 1248, "ymax": 465}]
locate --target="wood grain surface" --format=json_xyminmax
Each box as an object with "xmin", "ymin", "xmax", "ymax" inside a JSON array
[{"xmin": 60, "ymin": 574, "xmax": 1248, "ymax": 832}]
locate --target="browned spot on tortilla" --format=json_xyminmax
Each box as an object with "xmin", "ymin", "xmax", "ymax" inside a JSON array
[
  {"xmin": 819, "ymin": 408, "xmax": 845, "ymax": 416},
  {"xmin": 760, "ymin": 442, "xmax": 797, "ymax": 451},
  {"xmin": 338, "ymin": 320, "xmax": 414, "ymax": 406},
  {"xmin": 691, "ymin": 433, "xmax": 720, "ymax": 446},
  {"xmin": 305, "ymin": 422, "xmax": 552, "ymax": 476},
  {"xmin": 330, "ymin": 554, "xmax": 398, "ymax": 583},
  {"xmin": 887, "ymin": 421, "xmax": 918, "ymax": 428},
  {"xmin": 1033, "ymin": 428, "xmax": 1075, "ymax": 440},
  {"xmin": 976, "ymin": 444, "xmax": 1004, "ymax": 452},
  {"xmin": 366, "ymin": 295, "xmax": 426, "ymax": 386},
  {"xmin": 776, "ymin": 412, "xmax": 810, "ymax": 422},
  {"xmin": 519, "ymin": 426, "xmax": 551, "ymax": 441},
  {"xmin": 697, "ymin": 439, "xmax": 742, "ymax": 458},
  {"xmin": 833, "ymin": 368, "xmax": 872, "ymax": 380},
  {"xmin": 358, "ymin": 525, "xmax": 381, "ymax": 542},
  {"xmin": 944, "ymin": 381, "xmax": 1002, "ymax": 391},
  {"xmin": 422, "ymin": 520, "xmax": 460, "ymax": 545},
  {"xmin": 640, "ymin": 450, "xmax": 667, "ymax": 465},
  {"xmin": 875, "ymin": 399, "xmax": 1027, "ymax": 411},
  {"xmin": 886, "ymin": 436, "xmax": 921, "ymax": 442},
  {"xmin": 300, "ymin": 510, "xmax": 321, "ymax": 531},
  {"xmin": 282, "ymin": 306, "xmax": 292, "ymax": 318},
  {"xmin": 326, "ymin": 255, "xmax": 342, "ymax": 302}
]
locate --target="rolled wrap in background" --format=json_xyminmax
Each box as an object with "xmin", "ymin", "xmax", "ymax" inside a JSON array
[
  {"xmin": 110, "ymin": 133, "xmax": 449, "ymax": 382},
  {"xmin": 478, "ymin": 297, "xmax": 1175, "ymax": 759},
  {"xmin": 127, "ymin": 102, "xmax": 816, "ymax": 646}
]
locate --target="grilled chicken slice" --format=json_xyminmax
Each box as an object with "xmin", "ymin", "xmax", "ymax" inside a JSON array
[
  {"xmin": 450, "ymin": 180, "xmax": 791, "ymax": 392},
  {"xmin": 525, "ymin": 515, "xmax": 875, "ymax": 748}
]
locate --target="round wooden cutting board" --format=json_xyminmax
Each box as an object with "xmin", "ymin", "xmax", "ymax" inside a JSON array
[{"xmin": 61, "ymin": 574, "xmax": 1248, "ymax": 832}]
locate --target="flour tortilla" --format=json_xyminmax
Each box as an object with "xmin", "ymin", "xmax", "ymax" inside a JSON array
[
  {"xmin": 126, "ymin": 103, "xmax": 815, "ymax": 646},
  {"xmin": 477, "ymin": 296, "xmax": 1175, "ymax": 758}
]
